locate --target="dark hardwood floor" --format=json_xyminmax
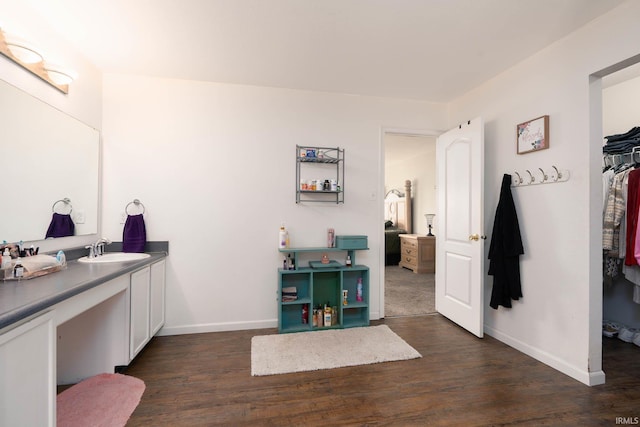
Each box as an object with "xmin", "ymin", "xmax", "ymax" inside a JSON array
[{"xmin": 124, "ymin": 315, "xmax": 640, "ymax": 426}]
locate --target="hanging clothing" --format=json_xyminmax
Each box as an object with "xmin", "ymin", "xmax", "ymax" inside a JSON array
[
  {"xmin": 603, "ymin": 169, "xmax": 630, "ymax": 256},
  {"xmin": 624, "ymin": 169, "xmax": 640, "ymax": 265},
  {"xmin": 603, "ymin": 168, "xmax": 615, "ymax": 213},
  {"xmin": 602, "ymin": 128, "xmax": 640, "ymax": 304},
  {"xmin": 488, "ymin": 174, "xmax": 525, "ymax": 309}
]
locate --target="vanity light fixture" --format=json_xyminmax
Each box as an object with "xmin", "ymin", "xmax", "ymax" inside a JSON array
[
  {"xmin": 0, "ymin": 27, "xmax": 77, "ymax": 94},
  {"xmin": 43, "ymin": 63, "xmax": 78, "ymax": 85},
  {"xmin": 3, "ymin": 34, "xmax": 43, "ymax": 64}
]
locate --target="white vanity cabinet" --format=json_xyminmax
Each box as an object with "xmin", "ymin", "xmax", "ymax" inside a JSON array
[
  {"xmin": 56, "ymin": 258, "xmax": 167, "ymax": 380},
  {"xmin": 130, "ymin": 259, "xmax": 166, "ymax": 361},
  {"xmin": 150, "ymin": 259, "xmax": 166, "ymax": 336},
  {"xmin": 130, "ymin": 266, "xmax": 151, "ymax": 359},
  {"xmin": 0, "ymin": 251, "xmax": 167, "ymax": 424},
  {"xmin": 0, "ymin": 312, "xmax": 55, "ymax": 427}
]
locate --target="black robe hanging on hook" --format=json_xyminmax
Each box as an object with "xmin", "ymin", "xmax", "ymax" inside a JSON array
[{"xmin": 488, "ymin": 174, "xmax": 524, "ymax": 309}]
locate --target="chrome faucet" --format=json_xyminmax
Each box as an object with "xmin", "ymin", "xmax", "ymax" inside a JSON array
[{"xmin": 85, "ymin": 238, "xmax": 112, "ymax": 258}]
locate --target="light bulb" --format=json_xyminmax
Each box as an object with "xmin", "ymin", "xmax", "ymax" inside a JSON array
[
  {"xmin": 44, "ymin": 63, "xmax": 78, "ymax": 85},
  {"xmin": 4, "ymin": 34, "xmax": 43, "ymax": 64}
]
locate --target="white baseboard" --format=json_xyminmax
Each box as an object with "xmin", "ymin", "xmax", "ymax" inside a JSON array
[
  {"xmin": 484, "ymin": 324, "xmax": 606, "ymax": 386},
  {"xmin": 157, "ymin": 319, "xmax": 278, "ymax": 336},
  {"xmin": 156, "ymin": 312, "xmax": 382, "ymax": 337}
]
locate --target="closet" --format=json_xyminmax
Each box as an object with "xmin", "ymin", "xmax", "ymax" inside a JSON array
[{"xmin": 601, "ymin": 66, "xmax": 640, "ymax": 348}]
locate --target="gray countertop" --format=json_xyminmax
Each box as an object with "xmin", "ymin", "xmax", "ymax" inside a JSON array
[{"xmin": 0, "ymin": 251, "xmax": 167, "ymax": 331}]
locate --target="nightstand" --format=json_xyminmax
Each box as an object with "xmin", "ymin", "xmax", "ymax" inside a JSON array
[{"xmin": 399, "ymin": 234, "xmax": 435, "ymax": 274}]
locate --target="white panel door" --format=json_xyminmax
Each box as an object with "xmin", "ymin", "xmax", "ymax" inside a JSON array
[{"xmin": 436, "ymin": 118, "xmax": 485, "ymax": 337}]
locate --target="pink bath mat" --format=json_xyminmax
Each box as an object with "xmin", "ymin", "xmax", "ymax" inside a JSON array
[{"xmin": 57, "ymin": 373, "xmax": 145, "ymax": 427}]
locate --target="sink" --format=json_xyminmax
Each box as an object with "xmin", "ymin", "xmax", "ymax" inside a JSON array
[{"xmin": 78, "ymin": 252, "xmax": 151, "ymax": 263}]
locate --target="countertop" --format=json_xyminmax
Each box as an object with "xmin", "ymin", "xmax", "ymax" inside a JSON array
[{"xmin": 0, "ymin": 250, "xmax": 167, "ymax": 331}]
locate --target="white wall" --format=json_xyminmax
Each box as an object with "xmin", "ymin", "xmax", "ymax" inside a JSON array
[
  {"xmin": 384, "ymin": 134, "xmax": 437, "ymax": 234},
  {"xmin": 0, "ymin": 0, "xmax": 103, "ymax": 253},
  {"xmin": 101, "ymin": 74, "xmax": 447, "ymax": 334},
  {"xmin": 603, "ymin": 73, "xmax": 640, "ymax": 137},
  {"xmin": 448, "ymin": 0, "xmax": 640, "ymax": 385}
]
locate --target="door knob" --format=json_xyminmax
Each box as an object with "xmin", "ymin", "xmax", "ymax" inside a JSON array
[{"xmin": 469, "ymin": 234, "xmax": 487, "ymax": 241}]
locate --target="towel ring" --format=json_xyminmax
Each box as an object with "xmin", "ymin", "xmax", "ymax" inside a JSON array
[
  {"xmin": 52, "ymin": 198, "xmax": 72, "ymax": 214},
  {"xmin": 125, "ymin": 199, "xmax": 145, "ymax": 215}
]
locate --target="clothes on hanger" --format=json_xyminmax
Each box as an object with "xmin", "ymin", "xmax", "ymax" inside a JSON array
[{"xmin": 602, "ymin": 128, "xmax": 640, "ymax": 303}]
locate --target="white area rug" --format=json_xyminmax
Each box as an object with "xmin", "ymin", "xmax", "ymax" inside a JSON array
[{"xmin": 251, "ymin": 325, "xmax": 422, "ymax": 376}]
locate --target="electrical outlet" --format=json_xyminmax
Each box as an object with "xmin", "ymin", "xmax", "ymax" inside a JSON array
[
  {"xmin": 120, "ymin": 212, "xmax": 127, "ymax": 224},
  {"xmin": 75, "ymin": 210, "xmax": 85, "ymax": 224}
]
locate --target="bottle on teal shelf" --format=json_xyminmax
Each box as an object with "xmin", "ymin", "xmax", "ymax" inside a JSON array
[
  {"xmin": 278, "ymin": 224, "xmax": 287, "ymax": 249},
  {"xmin": 356, "ymin": 277, "xmax": 363, "ymax": 302}
]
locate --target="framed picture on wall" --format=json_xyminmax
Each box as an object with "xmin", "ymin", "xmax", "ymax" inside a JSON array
[{"xmin": 517, "ymin": 115, "xmax": 549, "ymax": 154}]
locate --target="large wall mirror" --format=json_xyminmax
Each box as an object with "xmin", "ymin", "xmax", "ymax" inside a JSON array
[{"xmin": 0, "ymin": 79, "xmax": 99, "ymax": 243}]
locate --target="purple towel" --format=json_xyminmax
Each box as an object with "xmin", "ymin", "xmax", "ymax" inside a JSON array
[
  {"xmin": 45, "ymin": 213, "xmax": 75, "ymax": 238},
  {"xmin": 123, "ymin": 214, "xmax": 147, "ymax": 253}
]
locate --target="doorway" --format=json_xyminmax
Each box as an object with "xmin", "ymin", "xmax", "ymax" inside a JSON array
[
  {"xmin": 382, "ymin": 131, "xmax": 438, "ymax": 317},
  {"xmin": 600, "ymin": 62, "xmax": 640, "ymax": 363}
]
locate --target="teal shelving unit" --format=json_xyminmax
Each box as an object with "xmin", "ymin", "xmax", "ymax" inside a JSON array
[{"xmin": 277, "ymin": 246, "xmax": 369, "ymax": 333}]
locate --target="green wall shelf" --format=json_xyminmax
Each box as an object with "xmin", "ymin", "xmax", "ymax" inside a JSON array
[{"xmin": 277, "ymin": 246, "xmax": 369, "ymax": 333}]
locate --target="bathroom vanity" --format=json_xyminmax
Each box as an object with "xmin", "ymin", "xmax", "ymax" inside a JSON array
[{"xmin": 0, "ymin": 249, "xmax": 167, "ymax": 426}]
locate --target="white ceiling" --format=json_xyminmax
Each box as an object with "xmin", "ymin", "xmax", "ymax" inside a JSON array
[{"xmin": 22, "ymin": 0, "xmax": 626, "ymax": 103}]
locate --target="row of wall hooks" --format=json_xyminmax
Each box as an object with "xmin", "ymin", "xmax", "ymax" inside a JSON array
[{"xmin": 511, "ymin": 166, "xmax": 570, "ymax": 187}]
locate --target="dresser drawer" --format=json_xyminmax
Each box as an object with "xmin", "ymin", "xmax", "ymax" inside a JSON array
[
  {"xmin": 401, "ymin": 255, "xmax": 418, "ymax": 268},
  {"xmin": 402, "ymin": 238, "xmax": 418, "ymax": 250},
  {"xmin": 402, "ymin": 246, "xmax": 416, "ymax": 257}
]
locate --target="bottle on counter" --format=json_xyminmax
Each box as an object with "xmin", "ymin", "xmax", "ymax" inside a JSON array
[
  {"xmin": 345, "ymin": 255, "xmax": 352, "ymax": 267},
  {"xmin": 1, "ymin": 247, "xmax": 11, "ymax": 270},
  {"xmin": 13, "ymin": 258, "xmax": 24, "ymax": 279},
  {"xmin": 327, "ymin": 228, "xmax": 335, "ymax": 248}
]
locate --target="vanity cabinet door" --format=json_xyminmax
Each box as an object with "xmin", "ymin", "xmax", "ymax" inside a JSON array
[
  {"xmin": 150, "ymin": 260, "xmax": 166, "ymax": 336},
  {"xmin": 0, "ymin": 311, "xmax": 55, "ymax": 427},
  {"xmin": 130, "ymin": 266, "xmax": 151, "ymax": 360}
]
